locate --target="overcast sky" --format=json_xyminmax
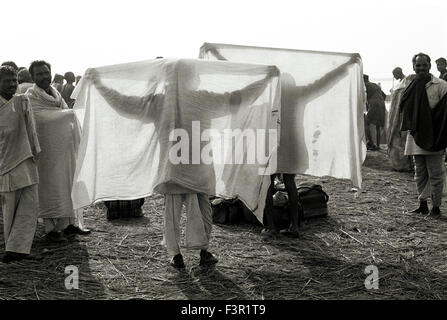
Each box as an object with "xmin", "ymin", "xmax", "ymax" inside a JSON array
[{"xmin": 3, "ymin": 0, "xmax": 446, "ymax": 91}]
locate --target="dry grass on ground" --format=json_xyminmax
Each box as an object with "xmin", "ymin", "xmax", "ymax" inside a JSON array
[{"xmin": 1, "ymin": 149, "xmax": 447, "ymax": 300}]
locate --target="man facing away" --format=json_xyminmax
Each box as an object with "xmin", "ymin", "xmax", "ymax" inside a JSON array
[
  {"xmin": 262, "ymin": 54, "xmax": 360, "ymax": 238},
  {"xmin": 86, "ymin": 62, "xmax": 277, "ymax": 269},
  {"xmin": 399, "ymin": 53, "xmax": 447, "ymax": 216},
  {"xmin": 0, "ymin": 66, "xmax": 41, "ymax": 263},
  {"xmin": 205, "ymin": 47, "xmax": 360, "ymax": 238},
  {"xmin": 17, "ymin": 69, "xmax": 34, "ymax": 94},
  {"xmin": 364, "ymin": 74, "xmax": 387, "ymax": 151},
  {"xmin": 391, "ymin": 67, "xmax": 405, "ymax": 93},
  {"xmin": 26, "ymin": 60, "xmax": 90, "ymax": 243}
]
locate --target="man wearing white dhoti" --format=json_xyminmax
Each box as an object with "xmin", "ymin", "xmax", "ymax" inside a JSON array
[{"xmin": 0, "ymin": 66, "xmax": 41, "ymax": 263}]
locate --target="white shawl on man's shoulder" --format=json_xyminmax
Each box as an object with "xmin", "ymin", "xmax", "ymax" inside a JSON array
[
  {"xmin": 25, "ymin": 84, "xmax": 80, "ymax": 219},
  {"xmin": 26, "ymin": 84, "xmax": 68, "ymax": 111}
]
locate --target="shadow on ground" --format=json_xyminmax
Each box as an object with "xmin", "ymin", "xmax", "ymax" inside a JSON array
[{"xmin": 0, "ymin": 217, "xmax": 106, "ymax": 299}]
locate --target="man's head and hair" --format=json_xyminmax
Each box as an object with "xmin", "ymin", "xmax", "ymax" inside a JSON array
[
  {"xmin": 0, "ymin": 65, "xmax": 18, "ymax": 100},
  {"xmin": 435, "ymin": 57, "xmax": 446, "ymax": 73},
  {"xmin": 0, "ymin": 66, "xmax": 17, "ymax": 79},
  {"xmin": 52, "ymin": 73, "xmax": 64, "ymax": 84},
  {"xmin": 17, "ymin": 69, "xmax": 33, "ymax": 84},
  {"xmin": 178, "ymin": 61, "xmax": 201, "ymax": 91},
  {"xmin": 363, "ymin": 74, "xmax": 369, "ymax": 82},
  {"xmin": 392, "ymin": 67, "xmax": 404, "ymax": 80},
  {"xmin": 1, "ymin": 61, "xmax": 18, "ymax": 72},
  {"xmin": 29, "ymin": 60, "xmax": 52, "ymax": 91},
  {"xmin": 412, "ymin": 52, "xmax": 431, "ymax": 76},
  {"xmin": 64, "ymin": 71, "xmax": 75, "ymax": 84}
]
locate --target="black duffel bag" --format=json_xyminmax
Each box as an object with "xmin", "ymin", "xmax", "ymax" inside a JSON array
[
  {"xmin": 211, "ymin": 198, "xmax": 263, "ymax": 225},
  {"xmin": 210, "ymin": 198, "xmax": 242, "ymax": 224},
  {"xmin": 296, "ymin": 184, "xmax": 329, "ymax": 220},
  {"xmin": 268, "ymin": 183, "xmax": 329, "ymax": 227},
  {"xmin": 104, "ymin": 198, "xmax": 145, "ymax": 220}
]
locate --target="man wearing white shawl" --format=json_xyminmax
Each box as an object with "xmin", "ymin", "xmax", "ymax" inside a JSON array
[
  {"xmin": 0, "ymin": 66, "xmax": 41, "ymax": 263},
  {"xmin": 203, "ymin": 46, "xmax": 360, "ymax": 237},
  {"xmin": 26, "ymin": 60, "xmax": 89, "ymax": 243},
  {"xmin": 86, "ymin": 62, "xmax": 278, "ymax": 268}
]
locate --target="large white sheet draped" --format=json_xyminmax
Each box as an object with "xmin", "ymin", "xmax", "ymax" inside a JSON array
[
  {"xmin": 71, "ymin": 58, "xmax": 280, "ymax": 221},
  {"xmin": 199, "ymin": 43, "xmax": 366, "ymax": 188}
]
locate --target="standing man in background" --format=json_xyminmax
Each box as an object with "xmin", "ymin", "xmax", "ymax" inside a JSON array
[
  {"xmin": 51, "ymin": 73, "xmax": 64, "ymax": 93},
  {"xmin": 364, "ymin": 74, "xmax": 386, "ymax": 151},
  {"xmin": 391, "ymin": 67, "xmax": 405, "ymax": 93},
  {"xmin": 400, "ymin": 53, "xmax": 447, "ymax": 216},
  {"xmin": 435, "ymin": 57, "xmax": 447, "ymax": 81},
  {"xmin": 61, "ymin": 71, "xmax": 76, "ymax": 108},
  {"xmin": 17, "ymin": 69, "xmax": 34, "ymax": 94},
  {"xmin": 437, "ymin": 58, "xmax": 447, "ymax": 162}
]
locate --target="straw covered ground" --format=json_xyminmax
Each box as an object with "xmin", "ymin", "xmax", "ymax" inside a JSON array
[{"xmin": 1, "ymin": 148, "xmax": 447, "ymax": 300}]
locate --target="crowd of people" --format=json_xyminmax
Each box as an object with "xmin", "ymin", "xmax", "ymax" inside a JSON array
[
  {"xmin": 1, "ymin": 52, "xmax": 447, "ymax": 268},
  {"xmin": 1, "ymin": 61, "xmax": 81, "ymax": 108},
  {"xmin": 0, "ymin": 60, "xmax": 88, "ymax": 263}
]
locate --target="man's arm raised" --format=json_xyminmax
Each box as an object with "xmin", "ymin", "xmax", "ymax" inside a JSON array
[
  {"xmin": 229, "ymin": 66, "xmax": 279, "ymax": 109},
  {"xmin": 85, "ymin": 68, "xmax": 157, "ymax": 120},
  {"xmin": 298, "ymin": 54, "xmax": 360, "ymax": 101}
]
